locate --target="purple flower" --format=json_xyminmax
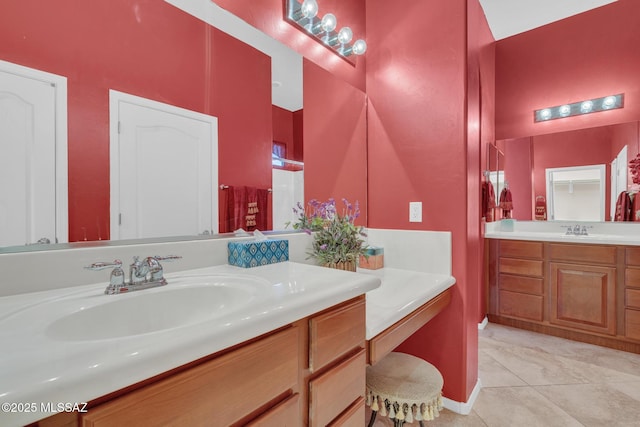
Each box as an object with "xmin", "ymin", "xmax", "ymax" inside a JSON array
[{"xmin": 320, "ymin": 244, "xmax": 328, "ymax": 250}]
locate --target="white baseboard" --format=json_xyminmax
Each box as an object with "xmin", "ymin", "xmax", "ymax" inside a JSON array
[
  {"xmin": 442, "ymin": 379, "xmax": 482, "ymax": 415},
  {"xmin": 478, "ymin": 316, "xmax": 488, "ymax": 330}
]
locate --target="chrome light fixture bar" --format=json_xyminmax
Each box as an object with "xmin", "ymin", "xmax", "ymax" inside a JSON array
[
  {"xmin": 534, "ymin": 94, "xmax": 624, "ymax": 122},
  {"xmin": 286, "ymin": 0, "xmax": 367, "ymax": 59}
]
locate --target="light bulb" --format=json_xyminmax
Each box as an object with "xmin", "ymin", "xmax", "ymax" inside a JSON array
[
  {"xmin": 352, "ymin": 39, "xmax": 367, "ymax": 55},
  {"xmin": 337, "ymin": 27, "xmax": 353, "ymax": 44},
  {"xmin": 580, "ymin": 100, "xmax": 594, "ymax": 113},
  {"xmin": 559, "ymin": 104, "xmax": 571, "ymax": 117},
  {"xmin": 321, "ymin": 13, "xmax": 337, "ymax": 32},
  {"xmin": 301, "ymin": 0, "xmax": 318, "ymax": 19},
  {"xmin": 540, "ymin": 109, "xmax": 552, "ymax": 120},
  {"xmin": 602, "ymin": 95, "xmax": 617, "ymax": 109}
]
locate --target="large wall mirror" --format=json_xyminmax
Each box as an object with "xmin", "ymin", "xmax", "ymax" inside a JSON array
[
  {"xmin": 0, "ymin": 0, "xmax": 367, "ymax": 253},
  {"xmin": 498, "ymin": 121, "xmax": 640, "ymax": 222}
]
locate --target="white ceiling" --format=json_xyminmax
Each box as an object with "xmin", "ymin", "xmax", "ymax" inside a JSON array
[
  {"xmin": 478, "ymin": 0, "xmax": 618, "ymax": 40},
  {"xmin": 166, "ymin": 0, "xmax": 619, "ymax": 111}
]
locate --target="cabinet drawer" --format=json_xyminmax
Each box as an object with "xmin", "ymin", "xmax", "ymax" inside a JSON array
[
  {"xmin": 627, "ymin": 289, "xmax": 640, "ymax": 310},
  {"xmin": 327, "ymin": 397, "xmax": 365, "ymax": 427},
  {"xmin": 499, "ymin": 258, "xmax": 543, "ymax": 277},
  {"xmin": 549, "ymin": 243, "xmax": 616, "ymax": 265},
  {"xmin": 626, "ymin": 247, "xmax": 640, "ymax": 267},
  {"xmin": 499, "ymin": 274, "xmax": 543, "ymax": 295},
  {"xmin": 309, "ymin": 349, "xmax": 366, "ymax": 427},
  {"xmin": 500, "ymin": 240, "xmax": 543, "ymax": 259},
  {"xmin": 499, "ymin": 290, "xmax": 543, "ymax": 321},
  {"xmin": 626, "ymin": 309, "xmax": 640, "ymax": 341},
  {"xmin": 626, "ymin": 268, "xmax": 640, "ymax": 288},
  {"xmin": 81, "ymin": 327, "xmax": 299, "ymax": 427},
  {"xmin": 309, "ymin": 297, "xmax": 365, "ymax": 372},
  {"xmin": 246, "ymin": 393, "xmax": 300, "ymax": 427}
]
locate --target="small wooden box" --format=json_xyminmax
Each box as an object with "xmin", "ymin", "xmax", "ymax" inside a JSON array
[{"xmin": 359, "ymin": 246, "xmax": 384, "ymax": 270}]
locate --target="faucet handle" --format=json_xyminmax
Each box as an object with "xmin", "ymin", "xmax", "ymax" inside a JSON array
[
  {"xmin": 152, "ymin": 255, "xmax": 182, "ymax": 262},
  {"xmin": 85, "ymin": 259, "xmax": 123, "ymax": 270},
  {"xmin": 85, "ymin": 260, "xmax": 126, "ymax": 293}
]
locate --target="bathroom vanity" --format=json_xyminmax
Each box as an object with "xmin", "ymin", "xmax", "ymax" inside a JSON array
[
  {"xmin": 1, "ymin": 229, "xmax": 456, "ymax": 427},
  {"xmin": 485, "ymin": 223, "xmax": 640, "ymax": 354},
  {"xmin": 1, "ymin": 262, "xmax": 379, "ymax": 427}
]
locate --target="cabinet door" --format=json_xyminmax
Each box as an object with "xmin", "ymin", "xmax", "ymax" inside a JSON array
[
  {"xmin": 81, "ymin": 327, "xmax": 299, "ymax": 427},
  {"xmin": 550, "ymin": 263, "xmax": 616, "ymax": 335}
]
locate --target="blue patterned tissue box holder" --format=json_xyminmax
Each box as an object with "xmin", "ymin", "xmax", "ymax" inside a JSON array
[{"xmin": 228, "ymin": 239, "xmax": 289, "ymax": 268}]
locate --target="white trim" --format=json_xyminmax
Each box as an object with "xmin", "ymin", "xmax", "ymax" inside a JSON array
[
  {"xmin": 0, "ymin": 60, "xmax": 68, "ymax": 243},
  {"xmin": 109, "ymin": 89, "xmax": 218, "ymax": 240},
  {"xmin": 442, "ymin": 379, "xmax": 482, "ymax": 415},
  {"xmin": 478, "ymin": 316, "xmax": 488, "ymax": 330}
]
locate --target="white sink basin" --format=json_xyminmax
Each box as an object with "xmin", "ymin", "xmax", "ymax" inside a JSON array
[{"xmin": 45, "ymin": 274, "xmax": 266, "ymax": 341}]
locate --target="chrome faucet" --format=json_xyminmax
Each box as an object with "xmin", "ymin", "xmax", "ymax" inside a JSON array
[
  {"xmin": 563, "ymin": 224, "xmax": 590, "ymax": 236},
  {"xmin": 86, "ymin": 255, "xmax": 182, "ymax": 294}
]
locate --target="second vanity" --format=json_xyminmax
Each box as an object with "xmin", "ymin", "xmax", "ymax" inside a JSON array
[{"xmin": 485, "ymin": 221, "xmax": 640, "ymax": 354}]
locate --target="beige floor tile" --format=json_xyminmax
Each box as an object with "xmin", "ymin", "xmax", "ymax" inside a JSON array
[
  {"xmin": 534, "ymin": 383, "xmax": 640, "ymax": 426},
  {"xmin": 483, "ymin": 346, "xmax": 588, "ymax": 386},
  {"xmin": 608, "ymin": 381, "xmax": 640, "ymax": 402},
  {"xmin": 478, "ymin": 350, "xmax": 527, "ymax": 387},
  {"xmin": 472, "ymin": 387, "xmax": 583, "ymax": 427}
]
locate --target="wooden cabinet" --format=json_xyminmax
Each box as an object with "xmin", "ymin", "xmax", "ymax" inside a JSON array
[
  {"xmin": 307, "ymin": 297, "xmax": 366, "ymax": 426},
  {"xmin": 496, "ymin": 240, "xmax": 544, "ymax": 321},
  {"xmin": 308, "ymin": 350, "xmax": 366, "ymax": 426},
  {"xmin": 487, "ymin": 240, "xmax": 640, "ymax": 354},
  {"xmin": 81, "ymin": 327, "xmax": 300, "ymax": 427},
  {"xmin": 36, "ymin": 296, "xmax": 368, "ymax": 427},
  {"xmin": 625, "ymin": 248, "xmax": 640, "ymax": 341},
  {"xmin": 549, "ymin": 262, "xmax": 616, "ymax": 335}
]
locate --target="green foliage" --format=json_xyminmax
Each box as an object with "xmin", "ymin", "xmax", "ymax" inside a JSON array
[{"xmin": 288, "ymin": 198, "xmax": 367, "ymax": 264}]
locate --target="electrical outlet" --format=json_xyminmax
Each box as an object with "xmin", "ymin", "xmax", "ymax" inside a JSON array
[{"xmin": 409, "ymin": 202, "xmax": 422, "ymax": 222}]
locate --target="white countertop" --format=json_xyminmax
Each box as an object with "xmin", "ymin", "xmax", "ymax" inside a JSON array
[
  {"xmin": 0, "ymin": 262, "xmax": 380, "ymax": 427},
  {"xmin": 485, "ymin": 230, "xmax": 640, "ymax": 245},
  {"xmin": 360, "ymin": 267, "xmax": 456, "ymax": 340}
]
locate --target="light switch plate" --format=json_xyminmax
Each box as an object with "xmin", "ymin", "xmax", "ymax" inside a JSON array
[{"xmin": 409, "ymin": 202, "xmax": 422, "ymax": 222}]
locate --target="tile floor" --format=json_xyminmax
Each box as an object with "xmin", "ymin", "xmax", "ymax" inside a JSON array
[{"xmin": 367, "ymin": 323, "xmax": 640, "ymax": 426}]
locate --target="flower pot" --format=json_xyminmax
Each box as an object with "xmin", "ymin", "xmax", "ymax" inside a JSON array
[{"xmin": 323, "ymin": 260, "xmax": 357, "ymax": 272}]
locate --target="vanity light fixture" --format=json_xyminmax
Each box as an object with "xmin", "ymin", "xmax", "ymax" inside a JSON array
[
  {"xmin": 534, "ymin": 94, "xmax": 624, "ymax": 122},
  {"xmin": 286, "ymin": 0, "xmax": 367, "ymax": 59}
]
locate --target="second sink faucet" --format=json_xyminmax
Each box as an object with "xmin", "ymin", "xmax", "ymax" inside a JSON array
[{"xmin": 564, "ymin": 224, "xmax": 589, "ymax": 236}]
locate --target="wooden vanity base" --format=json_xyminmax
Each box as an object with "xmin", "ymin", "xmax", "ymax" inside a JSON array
[{"xmin": 486, "ymin": 239, "xmax": 640, "ymax": 355}]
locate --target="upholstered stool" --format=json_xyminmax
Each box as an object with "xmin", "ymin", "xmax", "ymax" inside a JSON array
[{"xmin": 366, "ymin": 352, "xmax": 443, "ymax": 427}]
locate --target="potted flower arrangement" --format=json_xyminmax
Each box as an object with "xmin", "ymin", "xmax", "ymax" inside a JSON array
[{"xmin": 289, "ymin": 198, "xmax": 367, "ymax": 271}]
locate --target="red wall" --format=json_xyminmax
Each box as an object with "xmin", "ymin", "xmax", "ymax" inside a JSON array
[
  {"xmin": 272, "ymin": 105, "xmax": 295, "ymax": 158},
  {"xmin": 1, "ymin": 0, "xmax": 273, "ymax": 240},
  {"xmin": 366, "ymin": 0, "xmax": 493, "ymax": 403},
  {"xmin": 303, "ymin": 59, "xmax": 367, "ymax": 221},
  {"xmin": 495, "ymin": 0, "xmax": 640, "ymax": 140}
]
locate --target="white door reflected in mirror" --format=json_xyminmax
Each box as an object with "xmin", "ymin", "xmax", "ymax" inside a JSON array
[
  {"xmin": 0, "ymin": 60, "xmax": 68, "ymax": 247},
  {"xmin": 110, "ymin": 90, "xmax": 218, "ymax": 240},
  {"xmin": 545, "ymin": 165, "xmax": 606, "ymax": 221}
]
